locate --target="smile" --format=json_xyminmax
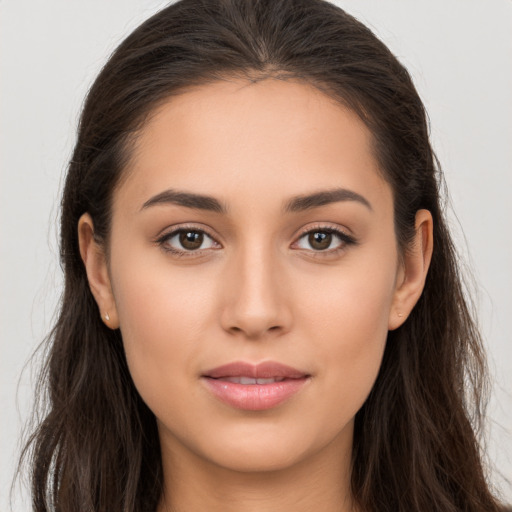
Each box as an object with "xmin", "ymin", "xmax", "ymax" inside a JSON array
[
  {"xmin": 219, "ymin": 376, "xmax": 286, "ymax": 384},
  {"xmin": 201, "ymin": 361, "xmax": 311, "ymax": 411}
]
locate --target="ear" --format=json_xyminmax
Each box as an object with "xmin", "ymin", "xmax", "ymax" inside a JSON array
[
  {"xmin": 388, "ymin": 209, "xmax": 433, "ymax": 330},
  {"xmin": 78, "ymin": 213, "xmax": 120, "ymax": 329}
]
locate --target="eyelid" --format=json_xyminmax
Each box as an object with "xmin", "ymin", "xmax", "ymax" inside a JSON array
[
  {"xmin": 154, "ymin": 222, "xmax": 357, "ymax": 258},
  {"xmin": 154, "ymin": 224, "xmax": 222, "ymax": 256},
  {"xmin": 291, "ymin": 223, "xmax": 357, "ymax": 253}
]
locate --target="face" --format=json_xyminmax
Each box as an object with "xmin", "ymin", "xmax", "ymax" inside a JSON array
[{"xmin": 81, "ymin": 78, "xmax": 430, "ymax": 475}]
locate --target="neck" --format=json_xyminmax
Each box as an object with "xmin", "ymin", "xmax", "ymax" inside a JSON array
[{"xmin": 157, "ymin": 428, "xmax": 357, "ymax": 512}]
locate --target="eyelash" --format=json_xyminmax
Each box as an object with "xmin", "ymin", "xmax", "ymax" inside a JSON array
[
  {"xmin": 155, "ymin": 224, "xmax": 357, "ymax": 258},
  {"xmin": 293, "ymin": 225, "xmax": 357, "ymax": 256},
  {"xmin": 155, "ymin": 224, "xmax": 220, "ymax": 258}
]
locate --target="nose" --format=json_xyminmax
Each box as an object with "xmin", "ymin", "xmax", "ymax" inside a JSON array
[{"xmin": 219, "ymin": 245, "xmax": 292, "ymax": 340}]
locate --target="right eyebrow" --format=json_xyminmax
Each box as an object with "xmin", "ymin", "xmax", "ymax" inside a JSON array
[{"xmin": 140, "ymin": 189, "xmax": 227, "ymax": 214}]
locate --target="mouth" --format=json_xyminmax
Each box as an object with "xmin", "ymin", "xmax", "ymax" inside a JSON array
[
  {"xmin": 201, "ymin": 361, "xmax": 311, "ymax": 411},
  {"xmin": 214, "ymin": 376, "xmax": 288, "ymax": 384}
]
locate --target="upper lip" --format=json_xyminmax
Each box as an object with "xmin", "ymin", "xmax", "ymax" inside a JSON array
[{"xmin": 202, "ymin": 361, "xmax": 309, "ymax": 379}]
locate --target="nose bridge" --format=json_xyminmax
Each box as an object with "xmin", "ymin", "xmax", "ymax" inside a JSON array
[{"xmin": 220, "ymin": 236, "xmax": 291, "ymax": 338}]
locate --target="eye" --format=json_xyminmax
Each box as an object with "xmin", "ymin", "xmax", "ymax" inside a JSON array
[
  {"xmin": 294, "ymin": 227, "xmax": 356, "ymax": 252},
  {"xmin": 157, "ymin": 228, "xmax": 219, "ymax": 254}
]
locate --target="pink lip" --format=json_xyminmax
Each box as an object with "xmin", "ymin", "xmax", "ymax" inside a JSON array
[{"xmin": 201, "ymin": 361, "xmax": 311, "ymax": 411}]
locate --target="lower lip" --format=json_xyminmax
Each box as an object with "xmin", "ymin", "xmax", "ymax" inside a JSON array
[{"xmin": 202, "ymin": 377, "xmax": 309, "ymax": 411}]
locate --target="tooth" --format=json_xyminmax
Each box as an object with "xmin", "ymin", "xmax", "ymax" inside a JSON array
[
  {"xmin": 220, "ymin": 376, "xmax": 287, "ymax": 385},
  {"xmin": 224, "ymin": 377, "xmax": 242, "ymax": 384},
  {"xmin": 240, "ymin": 376, "xmax": 258, "ymax": 385},
  {"xmin": 256, "ymin": 378, "xmax": 276, "ymax": 384}
]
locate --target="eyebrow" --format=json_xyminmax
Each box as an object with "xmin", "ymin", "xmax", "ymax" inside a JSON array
[
  {"xmin": 141, "ymin": 189, "xmax": 226, "ymax": 213},
  {"xmin": 140, "ymin": 187, "xmax": 372, "ymax": 214},
  {"xmin": 284, "ymin": 188, "xmax": 372, "ymax": 213}
]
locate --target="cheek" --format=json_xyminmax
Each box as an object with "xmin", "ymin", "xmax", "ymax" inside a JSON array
[
  {"xmin": 300, "ymin": 246, "xmax": 397, "ymax": 339},
  {"xmin": 109, "ymin": 253, "xmax": 217, "ymax": 403},
  {"xmin": 295, "ymin": 253, "xmax": 397, "ymax": 417}
]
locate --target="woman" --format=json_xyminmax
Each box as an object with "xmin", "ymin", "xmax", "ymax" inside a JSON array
[{"xmin": 19, "ymin": 0, "xmax": 507, "ymax": 510}]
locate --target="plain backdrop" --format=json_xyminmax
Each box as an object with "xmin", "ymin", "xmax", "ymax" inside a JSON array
[{"xmin": 1, "ymin": 1, "xmax": 511, "ymax": 510}]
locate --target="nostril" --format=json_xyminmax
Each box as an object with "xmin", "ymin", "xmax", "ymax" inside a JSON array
[{"xmin": 226, "ymin": 323, "xmax": 284, "ymax": 339}]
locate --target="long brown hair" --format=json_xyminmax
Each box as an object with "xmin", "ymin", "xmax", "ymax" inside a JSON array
[{"xmin": 19, "ymin": 0, "xmax": 503, "ymax": 510}]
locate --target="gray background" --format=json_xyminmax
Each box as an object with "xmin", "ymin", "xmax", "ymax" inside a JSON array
[{"xmin": 1, "ymin": 1, "xmax": 511, "ymax": 510}]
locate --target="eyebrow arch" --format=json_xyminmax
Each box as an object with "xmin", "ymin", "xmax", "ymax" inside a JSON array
[
  {"xmin": 284, "ymin": 188, "xmax": 372, "ymax": 213},
  {"xmin": 141, "ymin": 189, "xmax": 226, "ymax": 213}
]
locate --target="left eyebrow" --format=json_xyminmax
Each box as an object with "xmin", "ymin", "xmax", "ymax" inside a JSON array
[{"xmin": 284, "ymin": 188, "xmax": 373, "ymax": 213}]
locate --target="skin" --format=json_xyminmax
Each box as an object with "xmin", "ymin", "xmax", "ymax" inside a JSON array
[{"xmin": 79, "ymin": 78, "xmax": 433, "ymax": 512}]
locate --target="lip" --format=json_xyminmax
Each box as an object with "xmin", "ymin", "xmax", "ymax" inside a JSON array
[
  {"xmin": 203, "ymin": 361, "xmax": 308, "ymax": 380},
  {"xmin": 201, "ymin": 361, "xmax": 311, "ymax": 411}
]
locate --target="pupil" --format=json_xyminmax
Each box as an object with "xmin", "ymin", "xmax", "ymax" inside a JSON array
[
  {"xmin": 309, "ymin": 231, "xmax": 332, "ymax": 250},
  {"xmin": 179, "ymin": 231, "xmax": 203, "ymax": 250}
]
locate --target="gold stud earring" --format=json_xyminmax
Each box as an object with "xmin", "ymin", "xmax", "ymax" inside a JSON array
[
  {"xmin": 397, "ymin": 312, "xmax": 403, "ymax": 318},
  {"xmin": 104, "ymin": 312, "xmax": 110, "ymax": 321}
]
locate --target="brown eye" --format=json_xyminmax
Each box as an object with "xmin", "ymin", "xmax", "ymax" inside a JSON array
[
  {"xmin": 294, "ymin": 227, "xmax": 355, "ymax": 253},
  {"xmin": 179, "ymin": 231, "xmax": 204, "ymax": 250},
  {"xmin": 308, "ymin": 231, "xmax": 332, "ymax": 250},
  {"xmin": 159, "ymin": 228, "xmax": 218, "ymax": 254}
]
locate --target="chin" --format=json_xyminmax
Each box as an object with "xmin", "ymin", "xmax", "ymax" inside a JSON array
[
  {"xmin": 189, "ymin": 419, "xmax": 350, "ymax": 475},
  {"xmin": 204, "ymin": 443, "xmax": 310, "ymax": 474}
]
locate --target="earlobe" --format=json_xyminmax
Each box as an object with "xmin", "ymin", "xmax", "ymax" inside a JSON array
[
  {"xmin": 388, "ymin": 209, "xmax": 433, "ymax": 330},
  {"xmin": 78, "ymin": 213, "xmax": 120, "ymax": 329}
]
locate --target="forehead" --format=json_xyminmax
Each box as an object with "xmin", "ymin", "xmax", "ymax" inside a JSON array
[{"xmin": 116, "ymin": 78, "xmax": 391, "ymax": 216}]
